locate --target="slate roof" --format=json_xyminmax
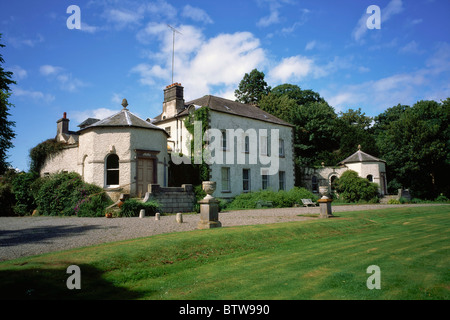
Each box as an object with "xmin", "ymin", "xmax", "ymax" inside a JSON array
[
  {"xmin": 339, "ymin": 149, "xmax": 385, "ymax": 164},
  {"xmin": 77, "ymin": 118, "xmax": 100, "ymax": 129},
  {"xmin": 79, "ymin": 108, "xmax": 169, "ymax": 136},
  {"xmin": 154, "ymin": 95, "xmax": 293, "ymax": 127}
]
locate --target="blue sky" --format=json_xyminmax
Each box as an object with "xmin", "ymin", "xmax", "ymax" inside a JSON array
[{"xmin": 2, "ymin": 0, "xmax": 449, "ymax": 171}]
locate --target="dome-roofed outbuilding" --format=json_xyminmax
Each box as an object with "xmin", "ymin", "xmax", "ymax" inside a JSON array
[
  {"xmin": 39, "ymin": 98, "xmax": 169, "ymax": 201},
  {"xmin": 79, "ymin": 99, "xmax": 168, "ymax": 136},
  {"xmin": 339, "ymin": 145, "xmax": 385, "ymax": 165}
]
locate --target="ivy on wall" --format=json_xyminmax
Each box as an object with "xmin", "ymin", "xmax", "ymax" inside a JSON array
[
  {"xmin": 184, "ymin": 106, "xmax": 210, "ymax": 182},
  {"xmin": 29, "ymin": 139, "xmax": 66, "ymax": 173}
]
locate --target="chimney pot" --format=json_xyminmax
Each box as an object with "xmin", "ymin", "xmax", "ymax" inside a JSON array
[{"xmin": 63, "ymin": 112, "xmax": 67, "ymax": 119}]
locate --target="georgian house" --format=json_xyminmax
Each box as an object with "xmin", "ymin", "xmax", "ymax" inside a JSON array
[{"xmin": 153, "ymin": 83, "xmax": 296, "ymax": 198}]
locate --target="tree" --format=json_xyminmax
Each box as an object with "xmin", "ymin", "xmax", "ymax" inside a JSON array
[
  {"xmin": 270, "ymin": 84, "xmax": 324, "ymax": 106},
  {"xmin": 291, "ymin": 101, "xmax": 340, "ymax": 167},
  {"xmin": 258, "ymin": 83, "xmax": 339, "ymax": 185},
  {"xmin": 375, "ymin": 99, "xmax": 450, "ymax": 198},
  {"xmin": 234, "ymin": 69, "xmax": 271, "ymax": 105},
  {"xmin": 0, "ymin": 34, "xmax": 16, "ymax": 174},
  {"xmin": 258, "ymin": 92, "xmax": 297, "ymax": 122},
  {"xmin": 337, "ymin": 108, "xmax": 378, "ymax": 160}
]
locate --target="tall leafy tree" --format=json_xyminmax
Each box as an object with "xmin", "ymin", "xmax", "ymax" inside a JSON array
[
  {"xmin": 375, "ymin": 99, "xmax": 450, "ymax": 198},
  {"xmin": 259, "ymin": 83, "xmax": 339, "ymax": 184},
  {"xmin": 259, "ymin": 84, "xmax": 339, "ymax": 166},
  {"xmin": 0, "ymin": 34, "xmax": 16, "ymax": 174},
  {"xmin": 234, "ymin": 69, "xmax": 271, "ymax": 105},
  {"xmin": 270, "ymin": 84, "xmax": 324, "ymax": 106},
  {"xmin": 337, "ymin": 108, "xmax": 378, "ymax": 159}
]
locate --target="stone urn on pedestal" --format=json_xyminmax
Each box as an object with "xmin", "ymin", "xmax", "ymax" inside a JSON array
[
  {"xmin": 197, "ymin": 181, "xmax": 222, "ymax": 229},
  {"xmin": 318, "ymin": 185, "xmax": 333, "ymax": 218}
]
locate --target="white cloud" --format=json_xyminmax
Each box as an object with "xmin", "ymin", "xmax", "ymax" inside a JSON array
[
  {"xmin": 181, "ymin": 5, "xmax": 213, "ymax": 24},
  {"xmin": 13, "ymin": 87, "xmax": 55, "ymax": 103},
  {"xmin": 267, "ymin": 54, "xmax": 346, "ymax": 83},
  {"xmin": 105, "ymin": 8, "xmax": 142, "ymax": 28},
  {"xmin": 268, "ymin": 56, "xmax": 314, "ymax": 82},
  {"xmin": 305, "ymin": 40, "xmax": 316, "ymax": 51},
  {"xmin": 352, "ymin": 0, "xmax": 404, "ymax": 42},
  {"xmin": 9, "ymin": 65, "xmax": 28, "ymax": 80},
  {"xmin": 383, "ymin": 0, "xmax": 404, "ymax": 21},
  {"xmin": 40, "ymin": 65, "xmax": 87, "ymax": 92},
  {"xmin": 71, "ymin": 108, "xmax": 118, "ymax": 124},
  {"xmin": 102, "ymin": 0, "xmax": 177, "ymax": 29},
  {"xmin": 256, "ymin": 0, "xmax": 293, "ymax": 27},
  {"xmin": 327, "ymin": 71, "xmax": 431, "ymax": 113},
  {"xmin": 131, "ymin": 63, "xmax": 169, "ymax": 86},
  {"xmin": 326, "ymin": 42, "xmax": 450, "ymax": 112},
  {"xmin": 257, "ymin": 9, "xmax": 280, "ymax": 27},
  {"xmin": 80, "ymin": 22, "xmax": 101, "ymax": 34},
  {"xmin": 132, "ymin": 25, "xmax": 266, "ymax": 100},
  {"xmin": 8, "ymin": 34, "xmax": 44, "ymax": 48},
  {"xmin": 358, "ymin": 66, "xmax": 371, "ymax": 73},
  {"xmin": 180, "ymin": 32, "xmax": 265, "ymax": 99},
  {"xmin": 399, "ymin": 41, "xmax": 424, "ymax": 54},
  {"xmin": 40, "ymin": 65, "xmax": 63, "ymax": 76}
]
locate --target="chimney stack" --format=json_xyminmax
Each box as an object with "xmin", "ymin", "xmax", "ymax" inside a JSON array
[
  {"xmin": 162, "ymin": 83, "xmax": 185, "ymax": 119},
  {"xmin": 57, "ymin": 112, "xmax": 70, "ymax": 137}
]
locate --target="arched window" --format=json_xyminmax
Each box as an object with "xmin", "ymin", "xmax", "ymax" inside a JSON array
[
  {"xmin": 106, "ymin": 154, "xmax": 119, "ymax": 186},
  {"xmin": 330, "ymin": 175, "xmax": 338, "ymax": 191},
  {"xmin": 312, "ymin": 176, "xmax": 318, "ymax": 192},
  {"xmin": 367, "ymin": 174, "xmax": 373, "ymax": 182}
]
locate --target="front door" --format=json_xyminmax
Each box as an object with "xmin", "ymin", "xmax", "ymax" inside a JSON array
[{"xmin": 137, "ymin": 158, "xmax": 155, "ymax": 197}]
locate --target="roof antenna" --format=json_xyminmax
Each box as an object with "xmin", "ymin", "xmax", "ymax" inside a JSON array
[{"xmin": 167, "ymin": 24, "xmax": 182, "ymax": 85}]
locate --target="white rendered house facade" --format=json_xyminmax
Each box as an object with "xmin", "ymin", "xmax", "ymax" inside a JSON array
[{"xmin": 153, "ymin": 84, "xmax": 296, "ymax": 198}]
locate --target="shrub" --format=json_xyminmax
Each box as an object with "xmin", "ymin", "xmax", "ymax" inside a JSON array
[
  {"xmin": 0, "ymin": 180, "xmax": 15, "ymax": 216},
  {"xmin": 435, "ymin": 194, "xmax": 449, "ymax": 203},
  {"xmin": 387, "ymin": 198, "xmax": 401, "ymax": 204},
  {"xmin": 119, "ymin": 199, "xmax": 162, "ymax": 217},
  {"xmin": 0, "ymin": 169, "xmax": 18, "ymax": 216},
  {"xmin": 35, "ymin": 172, "xmax": 111, "ymax": 216},
  {"xmin": 11, "ymin": 171, "xmax": 39, "ymax": 215},
  {"xmin": 334, "ymin": 170, "xmax": 379, "ymax": 203},
  {"xmin": 225, "ymin": 187, "xmax": 316, "ymax": 210}
]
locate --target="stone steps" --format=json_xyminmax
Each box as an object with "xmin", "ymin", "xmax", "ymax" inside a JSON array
[{"xmin": 379, "ymin": 195, "xmax": 398, "ymax": 204}]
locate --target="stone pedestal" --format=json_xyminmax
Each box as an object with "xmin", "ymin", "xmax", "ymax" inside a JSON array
[
  {"xmin": 318, "ymin": 198, "xmax": 333, "ymax": 218},
  {"xmin": 197, "ymin": 197, "xmax": 222, "ymax": 229}
]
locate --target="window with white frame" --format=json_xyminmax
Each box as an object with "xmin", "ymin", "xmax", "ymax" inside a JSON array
[
  {"xmin": 221, "ymin": 130, "xmax": 228, "ymax": 151},
  {"xmin": 106, "ymin": 154, "xmax": 119, "ymax": 186},
  {"xmin": 221, "ymin": 167, "xmax": 231, "ymax": 192},
  {"xmin": 279, "ymin": 139, "xmax": 285, "ymax": 157}
]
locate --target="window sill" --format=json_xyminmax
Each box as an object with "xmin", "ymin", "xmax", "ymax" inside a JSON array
[{"xmin": 104, "ymin": 186, "xmax": 122, "ymax": 191}]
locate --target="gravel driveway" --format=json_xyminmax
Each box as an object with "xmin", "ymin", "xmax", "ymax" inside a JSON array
[{"xmin": 0, "ymin": 204, "xmax": 446, "ymax": 261}]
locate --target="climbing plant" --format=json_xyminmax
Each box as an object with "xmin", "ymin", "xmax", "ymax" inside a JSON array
[
  {"xmin": 29, "ymin": 139, "xmax": 66, "ymax": 173},
  {"xmin": 183, "ymin": 106, "xmax": 210, "ymax": 182}
]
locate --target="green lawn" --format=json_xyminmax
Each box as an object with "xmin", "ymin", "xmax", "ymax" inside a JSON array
[{"xmin": 0, "ymin": 205, "xmax": 449, "ymax": 300}]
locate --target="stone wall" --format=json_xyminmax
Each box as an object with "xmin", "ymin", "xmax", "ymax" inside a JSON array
[{"xmin": 145, "ymin": 184, "xmax": 195, "ymax": 213}]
